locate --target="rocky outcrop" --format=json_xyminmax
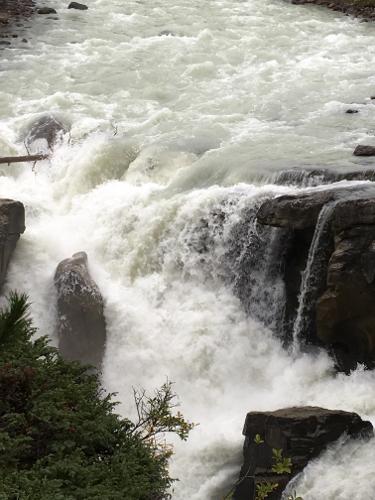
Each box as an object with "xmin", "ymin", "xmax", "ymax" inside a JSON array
[
  {"xmin": 257, "ymin": 187, "xmax": 375, "ymax": 370},
  {"xmin": 0, "ymin": 199, "xmax": 25, "ymax": 292},
  {"xmin": 54, "ymin": 252, "xmax": 106, "ymax": 368},
  {"xmin": 234, "ymin": 407, "xmax": 373, "ymax": 500}
]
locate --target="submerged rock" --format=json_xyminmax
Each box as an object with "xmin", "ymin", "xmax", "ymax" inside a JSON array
[
  {"xmin": 234, "ymin": 407, "xmax": 373, "ymax": 500},
  {"xmin": 54, "ymin": 252, "xmax": 106, "ymax": 368},
  {"xmin": 24, "ymin": 114, "xmax": 69, "ymax": 152},
  {"xmin": 0, "ymin": 199, "xmax": 25, "ymax": 292}
]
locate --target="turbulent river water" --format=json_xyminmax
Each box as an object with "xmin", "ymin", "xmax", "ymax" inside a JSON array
[{"xmin": 1, "ymin": 0, "xmax": 375, "ymax": 498}]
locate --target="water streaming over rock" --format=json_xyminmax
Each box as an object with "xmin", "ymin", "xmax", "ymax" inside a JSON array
[
  {"xmin": 1, "ymin": 0, "xmax": 375, "ymax": 497},
  {"xmin": 292, "ymin": 202, "xmax": 336, "ymax": 349}
]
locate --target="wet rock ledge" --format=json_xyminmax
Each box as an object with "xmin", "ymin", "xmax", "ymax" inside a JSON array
[
  {"xmin": 234, "ymin": 406, "xmax": 373, "ymax": 500},
  {"xmin": 292, "ymin": 0, "xmax": 375, "ymax": 21}
]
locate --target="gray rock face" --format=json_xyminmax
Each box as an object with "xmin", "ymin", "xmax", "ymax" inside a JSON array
[
  {"xmin": 234, "ymin": 407, "xmax": 373, "ymax": 500},
  {"xmin": 257, "ymin": 188, "xmax": 375, "ymax": 370},
  {"xmin": 54, "ymin": 252, "xmax": 106, "ymax": 368},
  {"xmin": 0, "ymin": 199, "xmax": 25, "ymax": 292}
]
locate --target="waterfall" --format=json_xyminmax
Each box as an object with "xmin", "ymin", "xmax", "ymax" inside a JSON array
[
  {"xmin": 229, "ymin": 221, "xmax": 288, "ymax": 333},
  {"xmin": 292, "ymin": 202, "xmax": 336, "ymax": 349},
  {"xmin": 2, "ymin": 0, "xmax": 375, "ymax": 497}
]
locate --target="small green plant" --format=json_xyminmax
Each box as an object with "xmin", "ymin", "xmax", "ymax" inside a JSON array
[
  {"xmin": 254, "ymin": 433, "xmax": 264, "ymax": 445},
  {"xmin": 256, "ymin": 481, "xmax": 279, "ymax": 499},
  {"xmin": 271, "ymin": 448, "xmax": 293, "ymax": 475},
  {"xmin": 132, "ymin": 381, "xmax": 195, "ymax": 445},
  {"xmin": 223, "ymin": 434, "xmax": 302, "ymax": 500}
]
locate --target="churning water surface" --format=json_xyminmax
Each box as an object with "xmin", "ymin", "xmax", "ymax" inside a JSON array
[{"xmin": 1, "ymin": 0, "xmax": 375, "ymax": 498}]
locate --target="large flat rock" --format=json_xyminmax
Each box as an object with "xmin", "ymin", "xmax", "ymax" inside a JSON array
[{"xmin": 257, "ymin": 186, "xmax": 375, "ymax": 230}]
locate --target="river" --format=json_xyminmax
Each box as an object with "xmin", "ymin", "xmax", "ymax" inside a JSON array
[{"xmin": 1, "ymin": 0, "xmax": 375, "ymax": 498}]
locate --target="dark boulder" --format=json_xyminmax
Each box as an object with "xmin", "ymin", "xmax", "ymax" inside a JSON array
[
  {"xmin": 24, "ymin": 114, "xmax": 69, "ymax": 152},
  {"xmin": 353, "ymin": 145, "xmax": 375, "ymax": 156},
  {"xmin": 37, "ymin": 7, "xmax": 57, "ymax": 14},
  {"xmin": 54, "ymin": 252, "xmax": 106, "ymax": 368},
  {"xmin": 234, "ymin": 407, "xmax": 373, "ymax": 500},
  {"xmin": 68, "ymin": 2, "xmax": 88, "ymax": 9},
  {"xmin": 0, "ymin": 199, "xmax": 25, "ymax": 292}
]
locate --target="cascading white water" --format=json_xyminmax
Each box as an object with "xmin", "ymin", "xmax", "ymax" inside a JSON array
[
  {"xmin": 1, "ymin": 0, "xmax": 375, "ymax": 498},
  {"xmin": 292, "ymin": 201, "xmax": 336, "ymax": 349}
]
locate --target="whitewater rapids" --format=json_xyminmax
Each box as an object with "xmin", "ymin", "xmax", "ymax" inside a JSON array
[{"xmin": 1, "ymin": 0, "xmax": 375, "ymax": 498}]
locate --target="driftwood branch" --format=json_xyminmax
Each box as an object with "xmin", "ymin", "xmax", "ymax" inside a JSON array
[{"xmin": 0, "ymin": 154, "xmax": 49, "ymax": 165}]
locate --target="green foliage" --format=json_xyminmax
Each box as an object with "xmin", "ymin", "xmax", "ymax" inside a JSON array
[
  {"xmin": 271, "ymin": 448, "xmax": 292, "ymax": 475},
  {"xmin": 132, "ymin": 381, "xmax": 195, "ymax": 445},
  {"xmin": 254, "ymin": 433, "xmax": 264, "ymax": 445},
  {"xmin": 255, "ymin": 481, "xmax": 278, "ymax": 500},
  {"xmin": 0, "ymin": 292, "xmax": 193, "ymax": 499}
]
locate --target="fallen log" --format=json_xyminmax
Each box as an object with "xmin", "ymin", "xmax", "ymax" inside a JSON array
[{"xmin": 0, "ymin": 154, "xmax": 49, "ymax": 165}]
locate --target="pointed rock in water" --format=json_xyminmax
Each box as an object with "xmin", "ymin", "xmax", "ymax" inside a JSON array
[
  {"xmin": 54, "ymin": 252, "xmax": 106, "ymax": 368},
  {"xmin": 234, "ymin": 407, "xmax": 373, "ymax": 500},
  {"xmin": 0, "ymin": 200, "xmax": 25, "ymax": 293},
  {"xmin": 68, "ymin": 2, "xmax": 88, "ymax": 10},
  {"xmin": 353, "ymin": 145, "xmax": 375, "ymax": 156}
]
